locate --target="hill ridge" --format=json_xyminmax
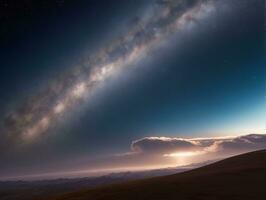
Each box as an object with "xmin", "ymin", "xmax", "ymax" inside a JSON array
[{"xmin": 51, "ymin": 149, "xmax": 266, "ymax": 200}]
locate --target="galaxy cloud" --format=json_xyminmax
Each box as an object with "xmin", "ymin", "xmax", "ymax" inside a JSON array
[{"xmin": 2, "ymin": 0, "xmax": 216, "ymax": 146}]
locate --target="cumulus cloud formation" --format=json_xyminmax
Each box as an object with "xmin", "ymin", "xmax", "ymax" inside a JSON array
[
  {"xmin": 107, "ymin": 134, "xmax": 266, "ymax": 171},
  {"xmin": 131, "ymin": 137, "xmax": 200, "ymax": 153},
  {"xmin": 131, "ymin": 134, "xmax": 266, "ymax": 155},
  {"xmin": 213, "ymin": 134, "xmax": 266, "ymax": 153}
]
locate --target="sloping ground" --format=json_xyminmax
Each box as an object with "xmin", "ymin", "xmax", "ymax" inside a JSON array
[
  {"xmin": 0, "ymin": 167, "xmax": 191, "ymax": 200},
  {"xmin": 51, "ymin": 150, "xmax": 266, "ymax": 200}
]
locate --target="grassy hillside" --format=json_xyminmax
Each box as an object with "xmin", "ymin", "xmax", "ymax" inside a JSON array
[{"xmin": 51, "ymin": 150, "xmax": 266, "ymax": 200}]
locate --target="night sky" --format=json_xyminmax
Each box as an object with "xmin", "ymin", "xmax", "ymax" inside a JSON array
[{"xmin": 0, "ymin": 0, "xmax": 265, "ymax": 179}]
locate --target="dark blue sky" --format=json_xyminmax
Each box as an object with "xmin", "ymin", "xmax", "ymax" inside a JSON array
[{"xmin": 0, "ymin": 0, "xmax": 265, "ymax": 178}]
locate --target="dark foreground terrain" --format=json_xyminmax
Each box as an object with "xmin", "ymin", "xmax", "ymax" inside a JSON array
[
  {"xmin": 51, "ymin": 150, "xmax": 266, "ymax": 200},
  {"xmin": 0, "ymin": 165, "xmax": 194, "ymax": 200}
]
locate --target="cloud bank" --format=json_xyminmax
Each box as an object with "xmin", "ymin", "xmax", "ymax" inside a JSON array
[
  {"xmin": 131, "ymin": 137, "xmax": 201, "ymax": 153},
  {"xmin": 131, "ymin": 134, "xmax": 266, "ymax": 156},
  {"xmin": 93, "ymin": 134, "xmax": 266, "ymax": 174}
]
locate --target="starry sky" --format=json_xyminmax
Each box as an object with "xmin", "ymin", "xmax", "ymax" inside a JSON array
[{"xmin": 0, "ymin": 0, "xmax": 265, "ymax": 179}]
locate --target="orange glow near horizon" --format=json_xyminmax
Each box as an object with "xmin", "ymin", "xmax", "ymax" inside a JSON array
[{"xmin": 163, "ymin": 151, "xmax": 205, "ymax": 158}]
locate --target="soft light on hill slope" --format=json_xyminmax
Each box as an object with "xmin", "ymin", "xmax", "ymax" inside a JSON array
[{"xmin": 51, "ymin": 149, "xmax": 266, "ymax": 200}]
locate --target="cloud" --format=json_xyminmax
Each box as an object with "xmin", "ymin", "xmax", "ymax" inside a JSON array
[
  {"xmin": 130, "ymin": 134, "xmax": 266, "ymax": 155},
  {"xmin": 131, "ymin": 137, "xmax": 200, "ymax": 154},
  {"xmin": 92, "ymin": 134, "xmax": 266, "ymax": 173},
  {"xmin": 212, "ymin": 134, "xmax": 266, "ymax": 153}
]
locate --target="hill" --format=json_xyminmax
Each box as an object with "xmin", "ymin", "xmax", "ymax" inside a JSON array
[
  {"xmin": 51, "ymin": 149, "xmax": 266, "ymax": 200},
  {"xmin": 0, "ymin": 164, "xmax": 198, "ymax": 200}
]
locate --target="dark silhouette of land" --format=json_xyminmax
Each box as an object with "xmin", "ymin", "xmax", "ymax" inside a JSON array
[
  {"xmin": 50, "ymin": 149, "xmax": 266, "ymax": 200},
  {"xmin": 0, "ymin": 165, "xmax": 194, "ymax": 200}
]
